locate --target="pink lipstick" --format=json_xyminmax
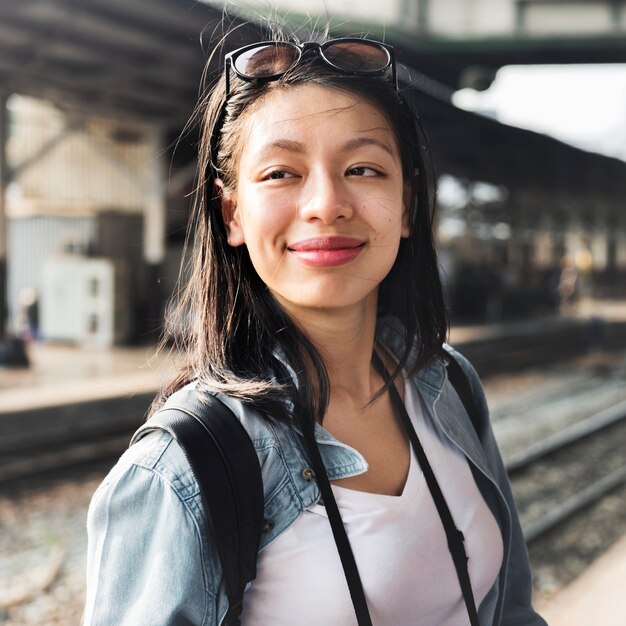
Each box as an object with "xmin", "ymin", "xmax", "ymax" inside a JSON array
[{"xmin": 288, "ymin": 237, "xmax": 365, "ymax": 267}]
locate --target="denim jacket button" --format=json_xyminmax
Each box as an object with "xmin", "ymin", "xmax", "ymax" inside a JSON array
[
  {"xmin": 302, "ymin": 468, "xmax": 316, "ymax": 482},
  {"xmin": 262, "ymin": 519, "xmax": 274, "ymax": 533}
]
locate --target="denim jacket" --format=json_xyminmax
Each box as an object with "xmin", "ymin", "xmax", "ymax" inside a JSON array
[{"xmin": 84, "ymin": 319, "xmax": 547, "ymax": 626}]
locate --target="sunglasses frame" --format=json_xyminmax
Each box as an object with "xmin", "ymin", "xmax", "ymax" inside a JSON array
[{"xmin": 223, "ymin": 37, "xmax": 397, "ymax": 98}]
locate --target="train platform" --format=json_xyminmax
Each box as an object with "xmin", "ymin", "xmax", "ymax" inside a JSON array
[
  {"xmin": 537, "ymin": 531, "xmax": 626, "ymax": 626},
  {"xmin": 449, "ymin": 296, "xmax": 626, "ymax": 344},
  {"xmin": 0, "ymin": 341, "xmax": 179, "ymax": 474},
  {"xmin": 0, "ymin": 341, "xmax": 176, "ymax": 414},
  {"xmin": 1, "ymin": 297, "xmax": 626, "ymax": 415}
]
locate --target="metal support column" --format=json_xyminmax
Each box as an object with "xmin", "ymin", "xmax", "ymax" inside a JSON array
[
  {"xmin": 143, "ymin": 127, "xmax": 167, "ymax": 337},
  {"xmin": 0, "ymin": 93, "xmax": 7, "ymax": 338},
  {"xmin": 0, "ymin": 93, "xmax": 29, "ymax": 366}
]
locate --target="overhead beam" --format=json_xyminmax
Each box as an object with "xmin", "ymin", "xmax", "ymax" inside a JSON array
[
  {"xmin": 0, "ymin": 33, "xmax": 200, "ymax": 92},
  {"xmin": 0, "ymin": 60, "xmax": 199, "ymax": 119},
  {"xmin": 88, "ymin": 0, "xmax": 225, "ymax": 39},
  {"xmin": 0, "ymin": 55, "xmax": 196, "ymax": 125},
  {"xmin": 2, "ymin": 3, "xmax": 199, "ymax": 66}
]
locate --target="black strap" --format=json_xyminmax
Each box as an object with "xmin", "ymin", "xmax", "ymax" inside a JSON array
[
  {"xmin": 131, "ymin": 389, "xmax": 264, "ymax": 626},
  {"xmin": 444, "ymin": 348, "xmax": 481, "ymax": 433},
  {"xmin": 302, "ymin": 422, "xmax": 374, "ymax": 626},
  {"xmin": 373, "ymin": 352, "xmax": 480, "ymax": 626},
  {"xmin": 301, "ymin": 352, "xmax": 480, "ymax": 626}
]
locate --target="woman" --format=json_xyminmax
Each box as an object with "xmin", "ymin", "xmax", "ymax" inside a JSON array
[{"xmin": 84, "ymin": 32, "xmax": 546, "ymax": 626}]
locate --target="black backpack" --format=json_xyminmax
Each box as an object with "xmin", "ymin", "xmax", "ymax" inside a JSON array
[{"xmin": 131, "ymin": 351, "xmax": 478, "ymax": 626}]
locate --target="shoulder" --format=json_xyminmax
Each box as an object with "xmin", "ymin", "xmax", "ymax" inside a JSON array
[
  {"xmin": 441, "ymin": 343, "xmax": 488, "ymax": 410},
  {"xmin": 105, "ymin": 385, "xmax": 282, "ymax": 499},
  {"xmin": 151, "ymin": 383, "xmax": 280, "ymax": 448},
  {"xmin": 109, "ymin": 385, "xmax": 314, "ymax": 544},
  {"xmin": 85, "ymin": 429, "xmax": 222, "ymax": 624},
  {"xmin": 91, "ymin": 429, "xmax": 204, "ymax": 522},
  {"xmin": 442, "ymin": 343, "xmax": 481, "ymax": 384},
  {"xmin": 412, "ymin": 343, "xmax": 492, "ymax": 446},
  {"xmin": 119, "ymin": 385, "xmax": 303, "ymax": 511}
]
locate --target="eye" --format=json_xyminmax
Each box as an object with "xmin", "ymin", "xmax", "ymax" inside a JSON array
[
  {"xmin": 264, "ymin": 170, "xmax": 296, "ymax": 180},
  {"xmin": 347, "ymin": 166, "xmax": 380, "ymax": 177}
]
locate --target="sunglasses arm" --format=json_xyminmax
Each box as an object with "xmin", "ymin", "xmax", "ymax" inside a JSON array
[{"xmin": 224, "ymin": 57, "xmax": 232, "ymax": 100}]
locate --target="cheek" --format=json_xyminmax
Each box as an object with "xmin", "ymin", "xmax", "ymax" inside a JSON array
[
  {"xmin": 370, "ymin": 193, "xmax": 407, "ymax": 239},
  {"xmin": 235, "ymin": 201, "xmax": 294, "ymax": 277},
  {"xmin": 239, "ymin": 187, "xmax": 296, "ymax": 237},
  {"xmin": 242, "ymin": 209, "xmax": 290, "ymax": 250}
]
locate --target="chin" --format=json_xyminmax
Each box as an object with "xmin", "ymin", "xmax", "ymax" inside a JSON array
[{"xmin": 275, "ymin": 283, "xmax": 380, "ymax": 315}]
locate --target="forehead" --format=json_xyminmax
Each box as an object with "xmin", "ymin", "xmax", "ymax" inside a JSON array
[{"xmin": 240, "ymin": 83, "xmax": 398, "ymax": 151}]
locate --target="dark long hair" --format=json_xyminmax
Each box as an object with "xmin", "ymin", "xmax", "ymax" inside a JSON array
[{"xmin": 155, "ymin": 31, "xmax": 448, "ymax": 425}]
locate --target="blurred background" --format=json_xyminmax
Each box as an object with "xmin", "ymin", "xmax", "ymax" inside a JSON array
[{"xmin": 1, "ymin": 1, "xmax": 626, "ymax": 624}]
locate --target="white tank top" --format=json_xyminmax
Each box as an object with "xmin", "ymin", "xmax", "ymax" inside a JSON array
[{"xmin": 241, "ymin": 378, "xmax": 503, "ymax": 626}]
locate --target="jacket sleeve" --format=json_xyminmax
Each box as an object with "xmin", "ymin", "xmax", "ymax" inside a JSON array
[
  {"xmin": 447, "ymin": 347, "xmax": 548, "ymax": 626},
  {"xmin": 83, "ymin": 432, "xmax": 227, "ymax": 626}
]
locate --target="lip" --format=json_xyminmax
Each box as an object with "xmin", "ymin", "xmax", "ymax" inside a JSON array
[{"xmin": 288, "ymin": 236, "xmax": 365, "ymax": 267}]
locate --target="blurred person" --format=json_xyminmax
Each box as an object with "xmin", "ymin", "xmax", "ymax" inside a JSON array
[
  {"xmin": 557, "ymin": 256, "xmax": 578, "ymax": 314},
  {"xmin": 17, "ymin": 287, "xmax": 39, "ymax": 341},
  {"xmin": 83, "ymin": 26, "xmax": 545, "ymax": 626}
]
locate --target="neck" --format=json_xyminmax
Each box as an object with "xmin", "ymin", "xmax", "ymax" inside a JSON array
[{"xmin": 280, "ymin": 293, "xmax": 380, "ymax": 403}]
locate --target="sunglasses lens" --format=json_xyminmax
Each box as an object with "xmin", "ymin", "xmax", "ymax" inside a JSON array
[
  {"xmin": 233, "ymin": 43, "xmax": 300, "ymax": 79},
  {"xmin": 323, "ymin": 41, "xmax": 390, "ymax": 72}
]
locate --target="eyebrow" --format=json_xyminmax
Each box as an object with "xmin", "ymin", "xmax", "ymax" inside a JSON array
[
  {"xmin": 266, "ymin": 139, "xmax": 305, "ymax": 153},
  {"xmin": 260, "ymin": 135, "xmax": 396, "ymax": 157},
  {"xmin": 340, "ymin": 136, "xmax": 396, "ymax": 157}
]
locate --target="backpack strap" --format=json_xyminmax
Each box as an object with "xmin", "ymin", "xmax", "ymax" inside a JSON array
[
  {"xmin": 131, "ymin": 388, "xmax": 264, "ymax": 626},
  {"xmin": 443, "ymin": 347, "xmax": 481, "ymax": 434}
]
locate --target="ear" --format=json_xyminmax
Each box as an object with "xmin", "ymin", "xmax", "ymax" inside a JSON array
[
  {"xmin": 215, "ymin": 178, "xmax": 245, "ymax": 247},
  {"xmin": 401, "ymin": 169, "xmax": 418, "ymax": 238}
]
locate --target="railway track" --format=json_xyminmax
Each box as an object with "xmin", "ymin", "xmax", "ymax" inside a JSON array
[{"xmin": 505, "ymin": 399, "xmax": 626, "ymax": 544}]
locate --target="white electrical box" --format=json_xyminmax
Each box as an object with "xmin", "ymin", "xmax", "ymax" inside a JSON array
[{"xmin": 41, "ymin": 257, "xmax": 130, "ymax": 346}]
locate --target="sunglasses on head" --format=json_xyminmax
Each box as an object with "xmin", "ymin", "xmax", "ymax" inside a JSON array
[{"xmin": 224, "ymin": 38, "xmax": 397, "ymax": 98}]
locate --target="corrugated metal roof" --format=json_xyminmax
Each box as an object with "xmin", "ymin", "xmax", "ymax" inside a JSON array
[{"xmin": 0, "ymin": 0, "xmax": 259, "ymax": 126}]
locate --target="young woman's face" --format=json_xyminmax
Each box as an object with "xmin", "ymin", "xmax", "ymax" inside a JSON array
[{"xmin": 222, "ymin": 83, "xmax": 410, "ymax": 317}]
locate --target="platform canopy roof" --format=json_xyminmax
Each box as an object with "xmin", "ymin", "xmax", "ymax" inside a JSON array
[
  {"xmin": 0, "ymin": 0, "xmax": 625, "ymax": 201},
  {"xmin": 0, "ymin": 0, "xmax": 263, "ymax": 126}
]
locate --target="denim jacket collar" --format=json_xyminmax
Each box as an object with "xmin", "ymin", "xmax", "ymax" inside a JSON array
[
  {"xmin": 375, "ymin": 317, "xmax": 497, "ymax": 483},
  {"xmin": 288, "ymin": 317, "xmax": 495, "ymax": 487}
]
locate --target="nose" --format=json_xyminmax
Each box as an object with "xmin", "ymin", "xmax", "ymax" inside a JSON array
[{"xmin": 298, "ymin": 170, "xmax": 354, "ymax": 224}]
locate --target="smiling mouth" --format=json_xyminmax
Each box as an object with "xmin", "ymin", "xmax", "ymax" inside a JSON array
[{"xmin": 288, "ymin": 237, "xmax": 365, "ymax": 267}]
